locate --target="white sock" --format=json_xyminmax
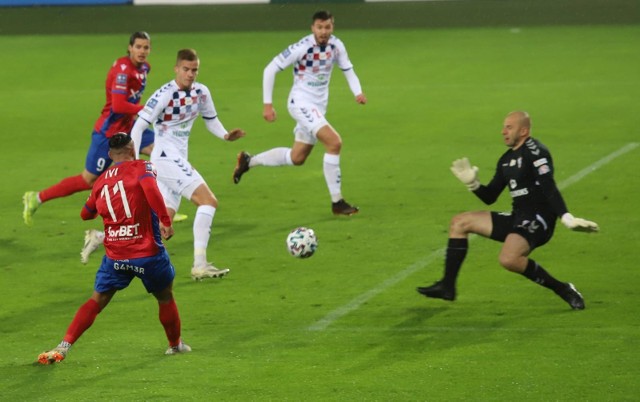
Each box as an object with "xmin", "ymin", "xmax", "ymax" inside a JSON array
[
  {"xmin": 323, "ymin": 153, "xmax": 342, "ymax": 203},
  {"xmin": 250, "ymin": 147, "xmax": 293, "ymax": 167},
  {"xmin": 193, "ymin": 205, "xmax": 216, "ymax": 267},
  {"xmin": 58, "ymin": 340, "xmax": 72, "ymax": 350}
]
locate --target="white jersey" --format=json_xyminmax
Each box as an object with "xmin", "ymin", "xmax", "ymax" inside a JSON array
[
  {"xmin": 271, "ymin": 34, "xmax": 355, "ymax": 107},
  {"xmin": 138, "ymin": 80, "xmax": 219, "ymax": 160}
]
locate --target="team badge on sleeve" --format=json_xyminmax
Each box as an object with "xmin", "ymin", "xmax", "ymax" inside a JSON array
[
  {"xmin": 142, "ymin": 98, "xmax": 158, "ymax": 115},
  {"xmin": 538, "ymin": 165, "xmax": 550, "ymax": 175},
  {"xmin": 145, "ymin": 161, "xmax": 157, "ymax": 177},
  {"xmin": 534, "ymin": 157, "xmax": 551, "ymax": 175},
  {"xmin": 533, "ymin": 158, "xmax": 548, "ymax": 167},
  {"xmin": 116, "ymin": 73, "xmax": 127, "ymax": 85}
]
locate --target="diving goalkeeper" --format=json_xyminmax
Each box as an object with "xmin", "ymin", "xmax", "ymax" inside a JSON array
[{"xmin": 417, "ymin": 111, "xmax": 599, "ymax": 310}]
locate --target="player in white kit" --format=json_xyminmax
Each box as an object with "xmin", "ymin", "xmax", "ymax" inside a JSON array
[
  {"xmin": 233, "ymin": 10, "xmax": 367, "ymax": 216},
  {"xmin": 131, "ymin": 48, "xmax": 245, "ymax": 280}
]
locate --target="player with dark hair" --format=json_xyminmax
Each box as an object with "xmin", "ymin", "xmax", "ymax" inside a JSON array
[
  {"xmin": 131, "ymin": 48, "xmax": 245, "ymax": 280},
  {"xmin": 23, "ymin": 32, "xmax": 155, "ymax": 226},
  {"xmin": 417, "ymin": 111, "xmax": 599, "ymax": 309},
  {"xmin": 24, "ymin": 32, "xmax": 187, "ymax": 263},
  {"xmin": 38, "ymin": 133, "xmax": 189, "ymax": 365},
  {"xmin": 232, "ymin": 10, "xmax": 367, "ymax": 216}
]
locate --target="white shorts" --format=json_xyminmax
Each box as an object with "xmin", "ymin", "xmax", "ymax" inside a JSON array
[
  {"xmin": 287, "ymin": 99, "xmax": 328, "ymax": 145},
  {"xmin": 152, "ymin": 155, "xmax": 204, "ymax": 212}
]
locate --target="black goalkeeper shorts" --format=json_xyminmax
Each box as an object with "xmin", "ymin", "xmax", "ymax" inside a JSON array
[{"xmin": 490, "ymin": 210, "xmax": 557, "ymax": 250}]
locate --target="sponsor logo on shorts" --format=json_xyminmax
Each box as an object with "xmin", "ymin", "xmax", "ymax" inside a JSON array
[
  {"xmin": 517, "ymin": 219, "xmax": 540, "ymax": 234},
  {"xmin": 113, "ymin": 262, "xmax": 145, "ymax": 274}
]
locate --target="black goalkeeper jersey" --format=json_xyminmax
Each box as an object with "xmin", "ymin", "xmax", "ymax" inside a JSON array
[{"xmin": 473, "ymin": 137, "xmax": 569, "ymax": 218}]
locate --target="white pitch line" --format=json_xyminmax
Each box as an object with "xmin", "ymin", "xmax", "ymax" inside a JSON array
[
  {"xmin": 314, "ymin": 326, "xmax": 629, "ymax": 333},
  {"xmin": 308, "ymin": 142, "xmax": 639, "ymax": 331},
  {"xmin": 308, "ymin": 250, "xmax": 443, "ymax": 332},
  {"xmin": 557, "ymin": 142, "xmax": 639, "ymax": 189}
]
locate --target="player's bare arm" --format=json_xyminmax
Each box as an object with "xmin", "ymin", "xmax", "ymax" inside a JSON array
[{"xmin": 355, "ymin": 94, "xmax": 367, "ymax": 104}]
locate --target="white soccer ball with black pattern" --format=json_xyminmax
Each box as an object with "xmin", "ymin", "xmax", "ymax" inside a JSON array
[{"xmin": 286, "ymin": 227, "xmax": 318, "ymax": 258}]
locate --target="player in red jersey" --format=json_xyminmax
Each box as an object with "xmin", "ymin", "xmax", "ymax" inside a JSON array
[
  {"xmin": 23, "ymin": 32, "xmax": 155, "ymax": 226},
  {"xmin": 38, "ymin": 133, "xmax": 190, "ymax": 365}
]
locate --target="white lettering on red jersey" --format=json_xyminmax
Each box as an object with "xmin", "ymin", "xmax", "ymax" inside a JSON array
[{"xmin": 89, "ymin": 160, "xmax": 164, "ymax": 259}]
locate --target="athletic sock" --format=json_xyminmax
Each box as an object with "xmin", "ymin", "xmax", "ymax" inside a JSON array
[
  {"xmin": 193, "ymin": 205, "xmax": 216, "ymax": 267},
  {"xmin": 63, "ymin": 298, "xmax": 102, "ymax": 344},
  {"xmin": 39, "ymin": 174, "xmax": 92, "ymax": 203},
  {"xmin": 57, "ymin": 340, "xmax": 72, "ymax": 350},
  {"xmin": 251, "ymin": 147, "xmax": 293, "ymax": 167},
  {"xmin": 442, "ymin": 238, "xmax": 468, "ymax": 288},
  {"xmin": 323, "ymin": 153, "xmax": 342, "ymax": 203},
  {"xmin": 159, "ymin": 298, "xmax": 181, "ymax": 347},
  {"xmin": 521, "ymin": 259, "xmax": 564, "ymax": 293}
]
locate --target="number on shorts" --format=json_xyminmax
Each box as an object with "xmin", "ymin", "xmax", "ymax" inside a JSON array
[{"xmin": 96, "ymin": 158, "xmax": 107, "ymax": 173}]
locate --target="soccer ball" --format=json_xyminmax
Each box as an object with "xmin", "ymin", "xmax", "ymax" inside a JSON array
[{"xmin": 286, "ymin": 227, "xmax": 318, "ymax": 258}]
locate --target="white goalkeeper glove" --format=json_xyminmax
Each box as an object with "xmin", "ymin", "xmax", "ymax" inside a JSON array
[
  {"xmin": 561, "ymin": 213, "xmax": 599, "ymax": 233},
  {"xmin": 450, "ymin": 157, "xmax": 480, "ymax": 191}
]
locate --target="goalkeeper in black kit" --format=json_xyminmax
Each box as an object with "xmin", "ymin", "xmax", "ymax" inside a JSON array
[{"xmin": 418, "ymin": 111, "xmax": 599, "ymax": 310}]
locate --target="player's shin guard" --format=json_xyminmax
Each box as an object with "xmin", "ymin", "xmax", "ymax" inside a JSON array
[
  {"xmin": 63, "ymin": 299, "xmax": 102, "ymax": 344},
  {"xmin": 521, "ymin": 259, "xmax": 564, "ymax": 292},
  {"xmin": 323, "ymin": 153, "xmax": 342, "ymax": 203},
  {"xmin": 159, "ymin": 298, "xmax": 181, "ymax": 347},
  {"xmin": 442, "ymin": 238, "xmax": 468, "ymax": 288},
  {"xmin": 193, "ymin": 205, "xmax": 216, "ymax": 267}
]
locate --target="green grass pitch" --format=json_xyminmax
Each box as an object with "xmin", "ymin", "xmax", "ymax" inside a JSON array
[{"xmin": 1, "ymin": 2, "xmax": 639, "ymax": 400}]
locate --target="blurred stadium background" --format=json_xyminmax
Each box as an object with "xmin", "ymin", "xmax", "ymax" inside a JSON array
[{"xmin": 1, "ymin": 0, "xmax": 638, "ymax": 35}]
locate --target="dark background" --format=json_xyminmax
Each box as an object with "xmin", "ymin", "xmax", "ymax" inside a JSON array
[{"xmin": 1, "ymin": 0, "xmax": 638, "ymax": 35}]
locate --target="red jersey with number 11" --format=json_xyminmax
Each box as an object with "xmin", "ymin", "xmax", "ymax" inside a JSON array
[{"xmin": 81, "ymin": 160, "xmax": 170, "ymax": 260}]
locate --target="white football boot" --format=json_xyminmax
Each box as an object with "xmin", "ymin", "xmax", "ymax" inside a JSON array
[
  {"xmin": 191, "ymin": 263, "xmax": 230, "ymax": 281},
  {"xmin": 165, "ymin": 341, "xmax": 192, "ymax": 355},
  {"xmin": 80, "ymin": 229, "xmax": 104, "ymax": 264}
]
